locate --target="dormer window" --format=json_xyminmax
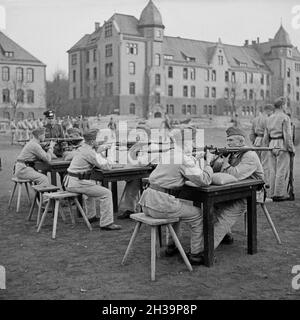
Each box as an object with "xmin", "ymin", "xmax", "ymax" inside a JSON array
[
  {"xmin": 4, "ymin": 51, "xmax": 14, "ymax": 58},
  {"xmin": 218, "ymin": 56, "xmax": 223, "ymax": 65},
  {"xmin": 156, "ymin": 30, "xmax": 162, "ymax": 38},
  {"xmin": 164, "ymin": 55, "xmax": 173, "ymax": 60}
]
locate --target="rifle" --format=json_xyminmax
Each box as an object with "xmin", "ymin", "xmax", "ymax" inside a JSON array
[
  {"xmin": 43, "ymin": 137, "xmax": 83, "ymax": 143},
  {"xmin": 288, "ymin": 152, "xmax": 295, "ymax": 200}
]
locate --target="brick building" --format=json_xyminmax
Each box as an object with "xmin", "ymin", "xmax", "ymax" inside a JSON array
[{"xmin": 68, "ymin": 0, "xmax": 300, "ymax": 119}]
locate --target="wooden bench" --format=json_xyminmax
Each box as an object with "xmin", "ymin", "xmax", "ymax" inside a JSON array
[{"xmin": 8, "ymin": 177, "xmax": 32, "ymax": 213}]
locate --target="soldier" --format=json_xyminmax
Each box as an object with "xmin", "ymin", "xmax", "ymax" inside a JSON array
[
  {"xmin": 43, "ymin": 110, "xmax": 65, "ymax": 157},
  {"xmin": 63, "ymin": 129, "xmax": 121, "ymax": 230},
  {"xmin": 249, "ymin": 104, "xmax": 274, "ymax": 186},
  {"xmin": 14, "ymin": 127, "xmax": 56, "ymax": 185},
  {"xmin": 138, "ymin": 128, "xmax": 215, "ymax": 265},
  {"xmin": 263, "ymin": 97, "xmax": 295, "ymax": 201},
  {"xmin": 108, "ymin": 116, "xmax": 117, "ymax": 139}
]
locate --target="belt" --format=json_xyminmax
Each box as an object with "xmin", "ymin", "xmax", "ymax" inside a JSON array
[
  {"xmin": 67, "ymin": 171, "xmax": 92, "ymax": 180},
  {"xmin": 270, "ymin": 136, "xmax": 283, "ymax": 140},
  {"xmin": 148, "ymin": 184, "xmax": 181, "ymax": 196},
  {"xmin": 256, "ymin": 134, "xmax": 264, "ymax": 137},
  {"xmin": 16, "ymin": 159, "xmax": 35, "ymax": 167}
]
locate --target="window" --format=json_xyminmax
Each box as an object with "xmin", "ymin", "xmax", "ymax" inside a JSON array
[
  {"xmin": 27, "ymin": 90, "xmax": 34, "ymax": 103},
  {"xmin": 71, "ymin": 54, "xmax": 77, "ymax": 65},
  {"xmin": 218, "ymin": 55, "xmax": 223, "ymax": 65},
  {"xmin": 249, "ymin": 89, "xmax": 253, "ymax": 100},
  {"xmin": 204, "ymin": 105, "xmax": 207, "ymax": 114},
  {"xmin": 266, "ymin": 90, "xmax": 270, "ymax": 99},
  {"xmin": 93, "ymin": 67, "xmax": 97, "ymax": 80},
  {"xmin": 73, "ymin": 70, "xmax": 76, "ymax": 82},
  {"xmin": 297, "ymin": 92, "xmax": 300, "ymax": 101},
  {"xmin": 287, "ymin": 68, "xmax": 291, "ymax": 78},
  {"xmin": 192, "ymin": 105, "xmax": 197, "ymax": 115},
  {"xmin": 187, "ymin": 105, "xmax": 191, "ymax": 114},
  {"xmin": 205, "ymin": 69, "xmax": 209, "ymax": 81},
  {"xmin": 266, "ymin": 74, "xmax": 270, "ymax": 86},
  {"xmin": 17, "ymin": 89, "xmax": 24, "ymax": 103},
  {"xmin": 155, "ymin": 74, "xmax": 161, "ymax": 86},
  {"xmin": 73, "ymin": 87, "xmax": 76, "ymax": 99},
  {"xmin": 105, "ymin": 21, "xmax": 112, "ymax": 37},
  {"xmin": 16, "ymin": 67, "xmax": 23, "ymax": 81},
  {"xmin": 156, "ymin": 30, "xmax": 162, "ymax": 38},
  {"xmin": 129, "ymin": 103, "xmax": 135, "ymax": 114},
  {"xmin": 296, "ymin": 63, "xmax": 300, "ymax": 72},
  {"xmin": 129, "ymin": 62, "xmax": 135, "ymax": 75},
  {"xmin": 224, "ymin": 88, "xmax": 229, "ymax": 99},
  {"xmin": 205, "ymin": 87, "xmax": 209, "ymax": 98},
  {"xmin": 213, "ymin": 105, "xmax": 217, "ymax": 115},
  {"xmin": 212, "ymin": 87, "xmax": 216, "ymax": 98},
  {"xmin": 155, "ymin": 54, "xmax": 161, "ymax": 66},
  {"xmin": 2, "ymin": 89, "xmax": 10, "ymax": 103},
  {"xmin": 2, "ymin": 67, "xmax": 9, "ymax": 81},
  {"xmin": 191, "ymin": 85, "xmax": 196, "ymax": 97},
  {"xmin": 166, "ymin": 104, "xmax": 174, "ymax": 114},
  {"xmin": 182, "ymin": 104, "xmax": 187, "ymax": 115},
  {"xmin": 260, "ymin": 89, "xmax": 264, "ymax": 100},
  {"xmin": 260, "ymin": 74, "xmax": 264, "ymax": 85},
  {"xmin": 168, "ymin": 66, "xmax": 173, "ymax": 78},
  {"xmin": 86, "ymin": 68, "xmax": 90, "ymax": 80},
  {"xmin": 126, "ymin": 43, "xmax": 138, "ymax": 55},
  {"xmin": 225, "ymin": 71, "xmax": 229, "ymax": 82},
  {"xmin": 105, "ymin": 44, "xmax": 113, "ymax": 57},
  {"xmin": 297, "ymin": 77, "xmax": 300, "ymax": 87},
  {"xmin": 183, "ymin": 86, "xmax": 188, "ymax": 97},
  {"xmin": 190, "ymin": 68, "xmax": 196, "ymax": 80},
  {"xmin": 208, "ymin": 105, "xmax": 212, "ymax": 115},
  {"xmin": 211, "ymin": 70, "xmax": 216, "ymax": 81},
  {"xmin": 5, "ymin": 51, "xmax": 14, "ymax": 57},
  {"xmin": 93, "ymin": 49, "xmax": 97, "ymax": 61},
  {"xmin": 27, "ymin": 68, "xmax": 34, "ymax": 82},
  {"xmin": 94, "ymin": 85, "xmax": 97, "ymax": 98},
  {"xmin": 168, "ymin": 85, "xmax": 173, "ymax": 97},
  {"xmin": 155, "ymin": 92, "xmax": 160, "ymax": 104},
  {"xmin": 164, "ymin": 55, "xmax": 173, "ymax": 60},
  {"xmin": 231, "ymin": 72, "xmax": 236, "ymax": 83},
  {"xmin": 105, "ymin": 82, "xmax": 113, "ymax": 96},
  {"xmin": 86, "ymin": 51, "xmax": 90, "ymax": 63},
  {"xmin": 105, "ymin": 63, "xmax": 113, "ymax": 77},
  {"xmin": 287, "ymin": 84, "xmax": 291, "ymax": 94},
  {"xmin": 250, "ymin": 73, "xmax": 253, "ymax": 84},
  {"xmin": 231, "ymin": 88, "xmax": 236, "ymax": 98},
  {"xmin": 243, "ymin": 72, "xmax": 247, "ymax": 83},
  {"xmin": 183, "ymin": 68, "xmax": 188, "ymax": 80},
  {"xmin": 243, "ymin": 89, "xmax": 247, "ymax": 100},
  {"xmin": 129, "ymin": 82, "xmax": 135, "ymax": 94}
]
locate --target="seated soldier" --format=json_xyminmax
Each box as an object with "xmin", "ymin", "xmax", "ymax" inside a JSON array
[
  {"xmin": 14, "ymin": 127, "xmax": 56, "ymax": 186},
  {"xmin": 63, "ymin": 129, "xmax": 121, "ymax": 230}
]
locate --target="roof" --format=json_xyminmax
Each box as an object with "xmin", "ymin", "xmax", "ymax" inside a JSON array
[
  {"xmin": 112, "ymin": 14, "xmax": 142, "ymax": 36},
  {"xmin": 163, "ymin": 36, "xmax": 270, "ymax": 71},
  {"xmin": 272, "ymin": 25, "xmax": 292, "ymax": 48},
  {"xmin": 138, "ymin": 0, "xmax": 164, "ymax": 28},
  {"xmin": 0, "ymin": 31, "xmax": 45, "ymax": 66}
]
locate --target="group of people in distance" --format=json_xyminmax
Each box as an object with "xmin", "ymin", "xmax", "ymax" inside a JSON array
[{"xmin": 13, "ymin": 95, "xmax": 296, "ymax": 266}]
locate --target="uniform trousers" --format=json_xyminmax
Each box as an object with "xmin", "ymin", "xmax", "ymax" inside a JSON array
[{"xmin": 15, "ymin": 162, "xmax": 50, "ymax": 186}]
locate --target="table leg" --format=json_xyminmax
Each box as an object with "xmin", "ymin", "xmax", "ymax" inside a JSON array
[
  {"xmin": 203, "ymin": 198, "xmax": 214, "ymax": 267},
  {"xmin": 111, "ymin": 181, "xmax": 118, "ymax": 213},
  {"xmin": 51, "ymin": 171, "xmax": 57, "ymax": 186},
  {"xmin": 247, "ymin": 190, "xmax": 257, "ymax": 254}
]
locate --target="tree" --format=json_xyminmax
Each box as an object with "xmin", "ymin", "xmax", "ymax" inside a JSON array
[
  {"xmin": 7, "ymin": 77, "xmax": 28, "ymax": 119},
  {"xmin": 226, "ymin": 81, "xmax": 242, "ymax": 118}
]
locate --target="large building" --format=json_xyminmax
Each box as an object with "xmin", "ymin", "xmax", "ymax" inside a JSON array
[
  {"xmin": 0, "ymin": 31, "xmax": 46, "ymax": 120},
  {"xmin": 68, "ymin": 0, "xmax": 300, "ymax": 119}
]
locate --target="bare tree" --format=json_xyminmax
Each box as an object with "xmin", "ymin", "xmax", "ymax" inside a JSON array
[
  {"xmin": 226, "ymin": 81, "xmax": 242, "ymax": 118},
  {"xmin": 7, "ymin": 77, "xmax": 28, "ymax": 119}
]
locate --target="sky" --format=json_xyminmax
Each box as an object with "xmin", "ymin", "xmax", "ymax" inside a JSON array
[{"xmin": 1, "ymin": 0, "xmax": 300, "ymax": 80}]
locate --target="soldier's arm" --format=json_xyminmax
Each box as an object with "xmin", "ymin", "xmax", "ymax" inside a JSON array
[
  {"xmin": 33, "ymin": 143, "xmax": 53, "ymax": 163},
  {"xmin": 89, "ymin": 151, "xmax": 113, "ymax": 170},
  {"xmin": 283, "ymin": 118, "xmax": 295, "ymax": 153},
  {"xmin": 221, "ymin": 152, "xmax": 260, "ymax": 180}
]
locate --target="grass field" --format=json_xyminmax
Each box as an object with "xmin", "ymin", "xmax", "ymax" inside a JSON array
[{"xmin": 0, "ymin": 128, "xmax": 299, "ymax": 300}]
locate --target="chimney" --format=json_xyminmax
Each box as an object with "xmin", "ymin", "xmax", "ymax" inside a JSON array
[
  {"xmin": 252, "ymin": 40, "xmax": 256, "ymax": 45},
  {"xmin": 257, "ymin": 37, "xmax": 260, "ymax": 44},
  {"xmin": 95, "ymin": 22, "xmax": 100, "ymax": 31},
  {"xmin": 244, "ymin": 40, "xmax": 249, "ymax": 46}
]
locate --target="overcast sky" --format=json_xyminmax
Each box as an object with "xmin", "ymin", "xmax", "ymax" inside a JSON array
[{"xmin": 1, "ymin": 0, "xmax": 300, "ymax": 80}]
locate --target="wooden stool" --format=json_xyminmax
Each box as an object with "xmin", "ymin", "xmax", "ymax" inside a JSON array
[
  {"xmin": 27, "ymin": 184, "xmax": 60, "ymax": 226},
  {"xmin": 8, "ymin": 177, "xmax": 32, "ymax": 213},
  {"xmin": 37, "ymin": 191, "xmax": 92, "ymax": 239},
  {"xmin": 122, "ymin": 213, "xmax": 193, "ymax": 281}
]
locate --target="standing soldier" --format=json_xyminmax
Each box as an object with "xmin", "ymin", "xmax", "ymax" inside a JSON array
[
  {"xmin": 249, "ymin": 104, "xmax": 274, "ymax": 186},
  {"xmin": 63, "ymin": 129, "xmax": 121, "ymax": 230},
  {"xmin": 263, "ymin": 97, "xmax": 295, "ymax": 201},
  {"xmin": 14, "ymin": 127, "xmax": 56, "ymax": 186},
  {"xmin": 108, "ymin": 116, "xmax": 117, "ymax": 139},
  {"xmin": 10, "ymin": 119, "xmax": 17, "ymax": 145}
]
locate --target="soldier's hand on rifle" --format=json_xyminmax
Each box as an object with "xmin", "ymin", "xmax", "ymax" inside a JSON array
[
  {"xmin": 205, "ymin": 150, "xmax": 215, "ymax": 166},
  {"xmin": 49, "ymin": 140, "xmax": 56, "ymax": 149},
  {"xmin": 222, "ymin": 154, "xmax": 231, "ymax": 167}
]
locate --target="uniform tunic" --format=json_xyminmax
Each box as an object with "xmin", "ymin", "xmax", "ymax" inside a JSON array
[
  {"xmin": 15, "ymin": 139, "xmax": 51, "ymax": 185},
  {"xmin": 64, "ymin": 143, "xmax": 115, "ymax": 227},
  {"xmin": 139, "ymin": 147, "xmax": 213, "ymax": 254},
  {"xmin": 263, "ymin": 109, "xmax": 295, "ymax": 198},
  {"xmin": 44, "ymin": 123, "xmax": 65, "ymax": 157}
]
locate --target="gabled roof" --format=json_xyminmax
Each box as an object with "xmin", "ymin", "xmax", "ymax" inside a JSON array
[
  {"xmin": 112, "ymin": 13, "xmax": 142, "ymax": 36},
  {"xmin": 163, "ymin": 36, "xmax": 270, "ymax": 71},
  {"xmin": 0, "ymin": 31, "xmax": 45, "ymax": 66}
]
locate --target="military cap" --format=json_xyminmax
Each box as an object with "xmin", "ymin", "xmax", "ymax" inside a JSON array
[
  {"xmin": 83, "ymin": 129, "xmax": 98, "ymax": 141},
  {"xmin": 226, "ymin": 126, "xmax": 246, "ymax": 138},
  {"xmin": 67, "ymin": 127, "xmax": 81, "ymax": 136},
  {"xmin": 32, "ymin": 127, "xmax": 45, "ymax": 138},
  {"xmin": 43, "ymin": 110, "xmax": 55, "ymax": 119},
  {"xmin": 274, "ymin": 96, "xmax": 286, "ymax": 108}
]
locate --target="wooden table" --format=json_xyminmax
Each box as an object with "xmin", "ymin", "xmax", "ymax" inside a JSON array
[{"xmin": 177, "ymin": 179, "xmax": 265, "ymax": 267}]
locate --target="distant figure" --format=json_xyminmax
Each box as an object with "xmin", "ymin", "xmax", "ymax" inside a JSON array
[
  {"xmin": 10, "ymin": 119, "xmax": 17, "ymax": 145},
  {"xmin": 107, "ymin": 116, "xmax": 117, "ymax": 139},
  {"xmin": 82, "ymin": 116, "xmax": 90, "ymax": 133},
  {"xmin": 232, "ymin": 113, "xmax": 241, "ymax": 127}
]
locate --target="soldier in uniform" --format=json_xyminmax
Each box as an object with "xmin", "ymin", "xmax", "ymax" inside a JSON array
[
  {"xmin": 14, "ymin": 127, "xmax": 56, "ymax": 185},
  {"xmin": 263, "ymin": 97, "xmax": 295, "ymax": 201},
  {"xmin": 138, "ymin": 128, "xmax": 215, "ymax": 265},
  {"xmin": 63, "ymin": 129, "xmax": 121, "ymax": 230},
  {"xmin": 249, "ymin": 104, "xmax": 274, "ymax": 186},
  {"xmin": 43, "ymin": 110, "xmax": 65, "ymax": 157}
]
